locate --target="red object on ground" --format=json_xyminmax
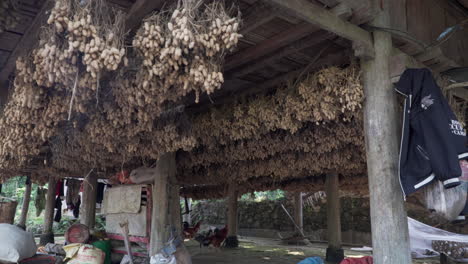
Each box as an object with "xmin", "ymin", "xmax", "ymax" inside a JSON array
[
  {"xmin": 208, "ymin": 225, "xmax": 228, "ymax": 248},
  {"xmin": 183, "ymin": 221, "xmax": 201, "ymax": 239},
  {"xmin": 65, "ymin": 223, "xmax": 90, "ymax": 244},
  {"xmin": 340, "ymin": 256, "xmax": 373, "ymax": 264},
  {"xmin": 19, "ymin": 255, "xmax": 58, "ymax": 264}
]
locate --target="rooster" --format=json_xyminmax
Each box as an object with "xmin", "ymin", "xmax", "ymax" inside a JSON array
[
  {"xmin": 183, "ymin": 221, "xmax": 201, "ymax": 239},
  {"xmin": 208, "ymin": 225, "xmax": 228, "ymax": 248}
]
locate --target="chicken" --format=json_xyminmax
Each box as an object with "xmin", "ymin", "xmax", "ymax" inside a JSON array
[
  {"xmin": 183, "ymin": 221, "xmax": 201, "ymax": 239},
  {"xmin": 208, "ymin": 225, "xmax": 228, "ymax": 248},
  {"xmin": 194, "ymin": 229, "xmax": 213, "ymax": 248}
]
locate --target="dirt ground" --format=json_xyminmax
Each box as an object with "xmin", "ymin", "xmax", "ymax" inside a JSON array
[{"xmin": 187, "ymin": 237, "xmax": 440, "ymax": 264}]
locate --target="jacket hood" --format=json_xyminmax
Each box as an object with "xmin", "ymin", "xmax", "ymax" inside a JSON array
[{"xmin": 395, "ymin": 68, "xmax": 432, "ymax": 97}]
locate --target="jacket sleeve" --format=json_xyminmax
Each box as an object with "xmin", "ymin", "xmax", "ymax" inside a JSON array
[{"xmin": 417, "ymin": 73, "xmax": 461, "ymax": 188}]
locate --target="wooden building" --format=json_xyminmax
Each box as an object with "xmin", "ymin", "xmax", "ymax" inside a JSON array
[{"xmin": 0, "ymin": 0, "xmax": 467, "ymax": 263}]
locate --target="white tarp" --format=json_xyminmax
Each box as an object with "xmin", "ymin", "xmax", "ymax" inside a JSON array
[
  {"xmin": 0, "ymin": 224, "xmax": 37, "ymax": 263},
  {"xmin": 410, "ymin": 217, "xmax": 468, "ymax": 260}
]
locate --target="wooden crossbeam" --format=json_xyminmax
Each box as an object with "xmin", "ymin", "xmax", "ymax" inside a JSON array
[{"xmin": 267, "ymin": 0, "xmax": 375, "ymax": 59}]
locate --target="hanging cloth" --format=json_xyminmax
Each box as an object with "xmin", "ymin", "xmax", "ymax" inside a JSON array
[
  {"xmin": 35, "ymin": 187, "xmax": 47, "ymax": 217},
  {"xmin": 96, "ymin": 183, "xmax": 105, "ymax": 204},
  {"xmin": 54, "ymin": 196, "xmax": 62, "ymax": 222},
  {"xmin": 66, "ymin": 179, "xmax": 81, "ymax": 207}
]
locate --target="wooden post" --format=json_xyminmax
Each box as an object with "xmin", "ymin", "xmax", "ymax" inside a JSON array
[
  {"xmin": 293, "ymin": 192, "xmax": 303, "ymax": 233},
  {"xmin": 81, "ymin": 172, "xmax": 97, "ymax": 228},
  {"xmin": 325, "ymin": 174, "xmax": 343, "ymax": 263},
  {"xmin": 360, "ymin": 1, "xmax": 412, "ymax": 263},
  {"xmin": 17, "ymin": 176, "xmax": 32, "ymax": 229},
  {"xmin": 226, "ymin": 183, "xmax": 239, "ymax": 248},
  {"xmin": 170, "ymin": 183, "xmax": 182, "ymax": 236},
  {"xmin": 40, "ymin": 176, "xmax": 56, "ymax": 245}
]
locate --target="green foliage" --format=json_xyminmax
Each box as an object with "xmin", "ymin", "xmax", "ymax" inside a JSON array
[{"xmin": 240, "ymin": 190, "xmax": 285, "ymax": 202}]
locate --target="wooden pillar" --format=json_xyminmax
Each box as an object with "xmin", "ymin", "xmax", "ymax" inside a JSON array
[
  {"xmin": 293, "ymin": 192, "xmax": 303, "ymax": 233},
  {"xmin": 40, "ymin": 176, "xmax": 56, "ymax": 245},
  {"xmin": 360, "ymin": 1, "xmax": 411, "ymax": 263},
  {"xmin": 81, "ymin": 172, "xmax": 97, "ymax": 228},
  {"xmin": 325, "ymin": 174, "xmax": 343, "ymax": 263},
  {"xmin": 226, "ymin": 183, "xmax": 239, "ymax": 248},
  {"xmin": 17, "ymin": 176, "xmax": 32, "ymax": 229},
  {"xmin": 170, "ymin": 183, "xmax": 182, "ymax": 236}
]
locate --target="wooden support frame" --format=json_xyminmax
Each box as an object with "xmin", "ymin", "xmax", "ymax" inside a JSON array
[
  {"xmin": 226, "ymin": 183, "xmax": 239, "ymax": 247},
  {"xmin": 360, "ymin": 2, "xmax": 412, "ymax": 263},
  {"xmin": 268, "ymin": 0, "xmax": 375, "ymax": 59}
]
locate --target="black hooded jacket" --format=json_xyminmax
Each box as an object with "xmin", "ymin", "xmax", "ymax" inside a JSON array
[{"xmin": 395, "ymin": 68, "xmax": 467, "ymax": 197}]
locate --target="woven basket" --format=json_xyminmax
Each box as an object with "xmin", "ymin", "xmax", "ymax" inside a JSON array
[{"xmin": 0, "ymin": 200, "xmax": 18, "ymax": 224}]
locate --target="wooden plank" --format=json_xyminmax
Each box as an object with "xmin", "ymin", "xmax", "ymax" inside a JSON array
[
  {"xmin": 0, "ymin": 50, "xmax": 10, "ymax": 69},
  {"xmin": 452, "ymin": 87, "xmax": 468, "ymax": 101},
  {"xmin": 240, "ymin": 2, "xmax": 278, "ymax": 35},
  {"xmin": 406, "ymin": 0, "xmax": 431, "ymax": 44},
  {"xmin": 389, "ymin": 0, "xmax": 407, "ymax": 32},
  {"xmin": 360, "ymin": 1, "xmax": 412, "ymax": 263},
  {"xmin": 125, "ymin": 0, "xmax": 166, "ymax": 32},
  {"xmin": 226, "ymin": 2, "xmax": 352, "ymax": 71},
  {"xmin": 0, "ymin": 1, "xmax": 50, "ymax": 93},
  {"xmin": 225, "ymin": 22, "xmax": 317, "ymax": 71},
  {"xmin": 268, "ymin": 0, "xmax": 374, "ymax": 58},
  {"xmin": 228, "ymin": 31, "xmax": 336, "ymax": 78},
  {"xmin": 0, "ymin": 32, "xmax": 22, "ymax": 51}
]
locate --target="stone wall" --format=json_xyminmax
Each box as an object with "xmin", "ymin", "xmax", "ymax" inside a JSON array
[{"xmin": 191, "ymin": 197, "xmax": 373, "ymax": 245}]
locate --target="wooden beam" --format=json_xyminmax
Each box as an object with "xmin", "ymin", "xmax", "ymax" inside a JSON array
[
  {"xmin": 325, "ymin": 173, "xmax": 343, "ymax": 263},
  {"xmin": 0, "ymin": 1, "xmax": 51, "ymax": 94},
  {"xmin": 267, "ymin": 0, "xmax": 375, "ymax": 59},
  {"xmin": 81, "ymin": 172, "xmax": 97, "ymax": 228},
  {"xmin": 360, "ymin": 1, "xmax": 411, "ymax": 263},
  {"xmin": 452, "ymin": 87, "xmax": 468, "ymax": 101}
]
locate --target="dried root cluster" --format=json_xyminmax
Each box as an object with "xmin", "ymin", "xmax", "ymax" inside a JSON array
[
  {"xmin": 0, "ymin": 0, "xmax": 21, "ymax": 34},
  {"xmin": 130, "ymin": 0, "xmax": 241, "ymax": 107},
  {"xmin": 193, "ymin": 66, "xmax": 363, "ymax": 147},
  {"xmin": 0, "ymin": 58, "xmax": 68, "ymax": 171}
]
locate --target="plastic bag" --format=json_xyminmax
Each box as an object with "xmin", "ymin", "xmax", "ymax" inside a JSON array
[
  {"xmin": 409, "ymin": 217, "xmax": 468, "ymax": 260},
  {"xmin": 297, "ymin": 256, "xmax": 324, "ymax": 264},
  {"xmin": 421, "ymin": 180, "xmax": 467, "ymax": 221},
  {"xmin": 0, "ymin": 224, "xmax": 37, "ymax": 263},
  {"xmin": 150, "ymin": 254, "xmax": 177, "ymax": 264},
  {"xmin": 130, "ymin": 167, "xmax": 157, "ymax": 184}
]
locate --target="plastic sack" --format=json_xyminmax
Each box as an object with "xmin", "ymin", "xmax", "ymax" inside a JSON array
[
  {"xmin": 150, "ymin": 254, "xmax": 177, "ymax": 264},
  {"xmin": 297, "ymin": 256, "xmax": 324, "ymax": 264},
  {"xmin": 64, "ymin": 244, "xmax": 105, "ymax": 264},
  {"xmin": 409, "ymin": 217, "xmax": 468, "ymax": 260},
  {"xmin": 421, "ymin": 180, "xmax": 467, "ymax": 221},
  {"xmin": 130, "ymin": 167, "xmax": 157, "ymax": 184},
  {"xmin": 0, "ymin": 224, "xmax": 37, "ymax": 263}
]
